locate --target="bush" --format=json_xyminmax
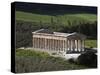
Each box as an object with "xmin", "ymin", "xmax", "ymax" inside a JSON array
[
  {"xmin": 51, "ymin": 52, "xmax": 57, "ymax": 55},
  {"xmin": 77, "ymin": 51, "xmax": 97, "ymax": 68},
  {"xmin": 68, "ymin": 58, "xmax": 75, "ymax": 64}
]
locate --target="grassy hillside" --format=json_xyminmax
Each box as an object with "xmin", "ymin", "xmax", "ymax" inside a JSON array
[
  {"xmin": 16, "ymin": 11, "xmax": 97, "ymax": 25},
  {"xmin": 15, "ymin": 49, "xmax": 87, "ymax": 73}
]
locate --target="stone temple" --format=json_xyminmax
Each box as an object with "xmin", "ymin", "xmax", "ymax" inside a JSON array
[{"xmin": 32, "ymin": 29, "xmax": 86, "ymax": 55}]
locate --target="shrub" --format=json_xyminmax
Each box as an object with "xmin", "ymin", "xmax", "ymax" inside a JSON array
[
  {"xmin": 68, "ymin": 58, "xmax": 75, "ymax": 64},
  {"xmin": 77, "ymin": 50, "xmax": 97, "ymax": 68},
  {"xmin": 51, "ymin": 52, "xmax": 57, "ymax": 55}
]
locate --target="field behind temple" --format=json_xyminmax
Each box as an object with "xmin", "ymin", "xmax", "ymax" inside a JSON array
[{"xmin": 16, "ymin": 11, "xmax": 97, "ymax": 26}]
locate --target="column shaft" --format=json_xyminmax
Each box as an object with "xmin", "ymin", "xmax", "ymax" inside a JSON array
[
  {"xmin": 77, "ymin": 40, "xmax": 78, "ymax": 52},
  {"xmin": 33, "ymin": 37, "xmax": 34, "ymax": 48},
  {"xmin": 80, "ymin": 40, "xmax": 82, "ymax": 52},
  {"xmin": 69, "ymin": 40, "xmax": 71, "ymax": 51},
  {"xmin": 72, "ymin": 40, "xmax": 75, "ymax": 51}
]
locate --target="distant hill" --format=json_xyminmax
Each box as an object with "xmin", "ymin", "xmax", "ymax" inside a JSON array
[
  {"xmin": 16, "ymin": 11, "xmax": 97, "ymax": 26},
  {"xmin": 15, "ymin": 2, "xmax": 97, "ymax": 25}
]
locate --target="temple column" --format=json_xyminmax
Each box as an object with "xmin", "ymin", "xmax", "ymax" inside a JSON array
[
  {"xmin": 57, "ymin": 40, "xmax": 59, "ymax": 51},
  {"xmin": 69, "ymin": 40, "xmax": 71, "ymax": 51},
  {"xmin": 63, "ymin": 40, "xmax": 64, "ymax": 52},
  {"xmin": 34, "ymin": 38, "xmax": 35, "ymax": 48},
  {"xmin": 40, "ymin": 38, "xmax": 42, "ymax": 49},
  {"xmin": 42, "ymin": 38, "xmax": 43, "ymax": 49},
  {"xmin": 80, "ymin": 40, "xmax": 82, "ymax": 52},
  {"xmin": 53, "ymin": 39, "xmax": 55, "ymax": 51},
  {"xmin": 82, "ymin": 40, "xmax": 85, "ymax": 51},
  {"xmin": 33, "ymin": 38, "xmax": 34, "ymax": 48},
  {"xmin": 78, "ymin": 40, "xmax": 81, "ymax": 52},
  {"xmin": 66, "ymin": 40, "xmax": 67, "ymax": 51},
  {"xmin": 75, "ymin": 40, "xmax": 77, "ymax": 51},
  {"xmin": 55, "ymin": 40, "xmax": 57, "ymax": 51},
  {"xmin": 53, "ymin": 39, "xmax": 56, "ymax": 51},
  {"xmin": 84, "ymin": 40, "xmax": 85, "ymax": 51},
  {"xmin": 58, "ymin": 40, "xmax": 60, "ymax": 52},
  {"xmin": 54, "ymin": 39, "xmax": 56, "ymax": 51},
  {"xmin": 49, "ymin": 39, "xmax": 50, "ymax": 51},
  {"xmin": 78, "ymin": 40, "xmax": 80, "ymax": 52},
  {"xmin": 67, "ymin": 40, "xmax": 68, "ymax": 51},
  {"xmin": 47, "ymin": 39, "xmax": 48, "ymax": 50},
  {"xmin": 53, "ymin": 39, "xmax": 54, "ymax": 51},
  {"xmin": 49, "ymin": 39, "xmax": 51, "ymax": 50},
  {"xmin": 45, "ymin": 38, "xmax": 46, "ymax": 50},
  {"xmin": 56, "ymin": 40, "xmax": 59, "ymax": 51},
  {"xmin": 43, "ymin": 38, "xmax": 44, "ymax": 49},
  {"xmin": 51, "ymin": 39, "xmax": 52, "ymax": 50},
  {"xmin": 55, "ymin": 40, "xmax": 56, "ymax": 51},
  {"xmin": 48, "ymin": 39, "xmax": 49, "ymax": 50},
  {"xmin": 61, "ymin": 40, "xmax": 63, "ymax": 51},
  {"xmin": 41, "ymin": 38, "xmax": 42, "ymax": 49},
  {"xmin": 63, "ymin": 40, "xmax": 65, "ymax": 52},
  {"xmin": 67, "ymin": 40, "xmax": 69, "ymax": 51},
  {"xmin": 64, "ymin": 40, "xmax": 66, "ymax": 52},
  {"xmin": 38, "ymin": 38, "xmax": 39, "ymax": 49},
  {"xmin": 76, "ymin": 40, "xmax": 78, "ymax": 52},
  {"xmin": 36, "ymin": 38, "xmax": 38, "ymax": 48},
  {"xmin": 72, "ymin": 40, "xmax": 75, "ymax": 51},
  {"xmin": 52, "ymin": 39, "xmax": 53, "ymax": 50},
  {"xmin": 61, "ymin": 40, "xmax": 62, "ymax": 51},
  {"xmin": 70, "ymin": 40, "xmax": 73, "ymax": 51},
  {"xmin": 71, "ymin": 40, "xmax": 73, "ymax": 51},
  {"xmin": 50, "ymin": 39, "xmax": 52, "ymax": 50},
  {"xmin": 37, "ymin": 38, "xmax": 38, "ymax": 49},
  {"xmin": 40, "ymin": 38, "xmax": 41, "ymax": 49},
  {"xmin": 61, "ymin": 40, "xmax": 63, "ymax": 52},
  {"xmin": 38, "ymin": 38, "xmax": 40, "ymax": 49},
  {"xmin": 60, "ymin": 40, "xmax": 62, "ymax": 51},
  {"xmin": 65, "ymin": 40, "xmax": 66, "ymax": 52},
  {"xmin": 50, "ymin": 39, "xmax": 52, "ymax": 51},
  {"xmin": 51, "ymin": 39, "xmax": 53, "ymax": 50},
  {"xmin": 33, "ymin": 38, "xmax": 35, "ymax": 48},
  {"xmin": 35, "ymin": 38, "xmax": 36, "ymax": 48}
]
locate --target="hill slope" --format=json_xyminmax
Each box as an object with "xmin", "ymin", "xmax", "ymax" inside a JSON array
[{"xmin": 16, "ymin": 11, "xmax": 97, "ymax": 26}]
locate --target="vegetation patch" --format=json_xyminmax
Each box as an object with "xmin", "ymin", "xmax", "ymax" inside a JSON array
[
  {"xmin": 85, "ymin": 40, "xmax": 97, "ymax": 48},
  {"xmin": 15, "ymin": 49, "xmax": 87, "ymax": 73},
  {"xmin": 16, "ymin": 11, "xmax": 97, "ymax": 23}
]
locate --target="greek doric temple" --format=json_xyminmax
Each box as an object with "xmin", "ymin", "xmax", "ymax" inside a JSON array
[{"xmin": 32, "ymin": 29, "xmax": 86, "ymax": 54}]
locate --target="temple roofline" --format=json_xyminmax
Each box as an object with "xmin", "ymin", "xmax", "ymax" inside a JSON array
[{"xmin": 32, "ymin": 29, "xmax": 86, "ymax": 39}]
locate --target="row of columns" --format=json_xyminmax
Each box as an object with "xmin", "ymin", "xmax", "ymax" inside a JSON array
[
  {"xmin": 67, "ymin": 39, "xmax": 85, "ymax": 52},
  {"xmin": 33, "ymin": 37, "xmax": 66, "ymax": 52},
  {"xmin": 33, "ymin": 37, "xmax": 85, "ymax": 52}
]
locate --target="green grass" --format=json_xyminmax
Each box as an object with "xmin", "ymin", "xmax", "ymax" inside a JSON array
[
  {"xmin": 16, "ymin": 11, "xmax": 53, "ymax": 23},
  {"xmin": 16, "ymin": 49, "xmax": 49, "ymax": 58},
  {"xmin": 85, "ymin": 40, "xmax": 97, "ymax": 48},
  {"xmin": 16, "ymin": 11, "xmax": 97, "ymax": 25},
  {"xmin": 15, "ymin": 49, "xmax": 87, "ymax": 73}
]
